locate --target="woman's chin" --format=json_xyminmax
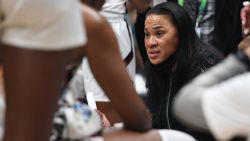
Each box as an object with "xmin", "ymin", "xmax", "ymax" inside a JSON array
[{"xmin": 149, "ymin": 59, "xmax": 162, "ymax": 65}]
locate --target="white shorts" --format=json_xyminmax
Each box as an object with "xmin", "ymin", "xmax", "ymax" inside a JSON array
[{"xmin": 0, "ymin": 0, "xmax": 87, "ymax": 50}]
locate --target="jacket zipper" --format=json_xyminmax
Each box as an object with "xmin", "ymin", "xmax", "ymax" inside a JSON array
[{"xmin": 166, "ymin": 72, "xmax": 173, "ymax": 129}]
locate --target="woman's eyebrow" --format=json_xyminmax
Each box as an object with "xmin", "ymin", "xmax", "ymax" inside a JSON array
[
  {"xmin": 152, "ymin": 25, "xmax": 166, "ymax": 29},
  {"xmin": 144, "ymin": 25, "xmax": 166, "ymax": 31}
]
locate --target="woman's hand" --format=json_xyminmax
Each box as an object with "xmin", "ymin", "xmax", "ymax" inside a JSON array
[
  {"xmin": 238, "ymin": 35, "xmax": 250, "ymax": 59},
  {"xmin": 96, "ymin": 110, "xmax": 111, "ymax": 128},
  {"xmin": 241, "ymin": 1, "xmax": 250, "ymax": 37},
  {"xmin": 244, "ymin": 44, "xmax": 250, "ymax": 58}
]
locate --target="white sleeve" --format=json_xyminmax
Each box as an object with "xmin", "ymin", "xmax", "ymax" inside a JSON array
[
  {"xmin": 1, "ymin": 0, "xmax": 87, "ymax": 50},
  {"xmin": 174, "ymin": 55, "xmax": 250, "ymax": 140},
  {"xmin": 173, "ymin": 55, "xmax": 248, "ymax": 130},
  {"xmin": 202, "ymin": 73, "xmax": 250, "ymax": 141}
]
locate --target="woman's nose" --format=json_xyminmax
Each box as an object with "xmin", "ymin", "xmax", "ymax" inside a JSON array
[{"xmin": 148, "ymin": 37, "xmax": 157, "ymax": 48}]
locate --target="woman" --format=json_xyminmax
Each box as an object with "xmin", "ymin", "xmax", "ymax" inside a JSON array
[{"xmin": 144, "ymin": 1, "xmax": 223, "ymax": 139}]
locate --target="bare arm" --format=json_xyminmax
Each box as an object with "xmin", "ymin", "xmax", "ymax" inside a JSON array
[{"xmin": 82, "ymin": 4, "xmax": 152, "ymax": 132}]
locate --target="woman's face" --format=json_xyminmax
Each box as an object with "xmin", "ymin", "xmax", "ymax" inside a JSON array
[{"xmin": 144, "ymin": 14, "xmax": 178, "ymax": 65}]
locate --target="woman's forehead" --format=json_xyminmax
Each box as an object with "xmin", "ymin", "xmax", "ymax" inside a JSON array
[{"xmin": 145, "ymin": 15, "xmax": 174, "ymax": 30}]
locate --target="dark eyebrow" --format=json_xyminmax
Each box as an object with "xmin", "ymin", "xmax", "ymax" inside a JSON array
[{"xmin": 144, "ymin": 25, "xmax": 166, "ymax": 31}]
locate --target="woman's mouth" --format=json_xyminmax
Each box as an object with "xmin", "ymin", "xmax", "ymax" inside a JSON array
[{"xmin": 148, "ymin": 50, "xmax": 160, "ymax": 59}]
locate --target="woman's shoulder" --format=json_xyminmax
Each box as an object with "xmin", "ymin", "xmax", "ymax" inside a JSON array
[
  {"xmin": 187, "ymin": 44, "xmax": 224, "ymax": 78},
  {"xmin": 195, "ymin": 44, "xmax": 224, "ymax": 67}
]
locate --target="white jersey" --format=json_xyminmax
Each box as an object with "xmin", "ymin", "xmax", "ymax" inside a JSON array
[
  {"xmin": 0, "ymin": 0, "xmax": 86, "ymax": 50},
  {"xmin": 79, "ymin": 0, "xmax": 136, "ymax": 101},
  {"xmin": 101, "ymin": 0, "xmax": 126, "ymax": 14}
]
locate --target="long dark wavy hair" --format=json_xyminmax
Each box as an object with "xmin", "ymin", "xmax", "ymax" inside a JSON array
[{"xmin": 144, "ymin": 2, "xmax": 220, "ymax": 128}]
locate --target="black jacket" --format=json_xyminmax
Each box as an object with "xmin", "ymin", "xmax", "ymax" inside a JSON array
[{"xmin": 145, "ymin": 44, "xmax": 223, "ymax": 141}]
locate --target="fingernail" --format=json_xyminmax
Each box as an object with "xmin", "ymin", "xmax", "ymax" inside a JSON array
[
  {"xmin": 244, "ymin": 29, "xmax": 250, "ymax": 35},
  {"xmin": 243, "ymin": 1, "xmax": 250, "ymax": 6},
  {"xmin": 242, "ymin": 20, "xmax": 246, "ymax": 25}
]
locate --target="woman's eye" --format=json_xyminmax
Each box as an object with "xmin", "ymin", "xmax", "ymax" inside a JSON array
[
  {"xmin": 144, "ymin": 33, "xmax": 150, "ymax": 38},
  {"xmin": 157, "ymin": 32, "xmax": 164, "ymax": 37}
]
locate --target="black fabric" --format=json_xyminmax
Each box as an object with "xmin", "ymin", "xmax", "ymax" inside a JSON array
[
  {"xmin": 124, "ymin": 50, "xmax": 134, "ymax": 66},
  {"xmin": 213, "ymin": 0, "xmax": 244, "ymax": 56},
  {"xmin": 134, "ymin": 8, "xmax": 151, "ymax": 64},
  {"xmin": 183, "ymin": 0, "xmax": 198, "ymax": 24}
]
